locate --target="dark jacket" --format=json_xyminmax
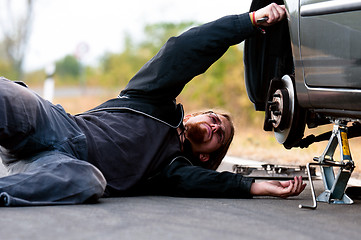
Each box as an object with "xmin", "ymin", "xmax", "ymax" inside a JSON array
[{"xmin": 80, "ymin": 13, "xmax": 257, "ymax": 198}]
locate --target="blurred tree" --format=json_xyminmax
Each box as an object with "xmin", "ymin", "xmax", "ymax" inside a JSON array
[
  {"xmin": 23, "ymin": 68, "xmax": 46, "ymax": 86},
  {"xmin": 55, "ymin": 55, "xmax": 81, "ymax": 78},
  {"xmin": 0, "ymin": 0, "xmax": 35, "ymax": 79},
  {"xmin": 141, "ymin": 21, "xmax": 197, "ymax": 55},
  {"xmin": 98, "ymin": 34, "xmax": 149, "ymax": 88},
  {"xmin": 0, "ymin": 57, "xmax": 16, "ymax": 79},
  {"xmin": 97, "ymin": 22, "xmax": 197, "ymax": 88}
]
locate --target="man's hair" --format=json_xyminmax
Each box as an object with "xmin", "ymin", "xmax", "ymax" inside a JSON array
[{"xmin": 189, "ymin": 110, "xmax": 235, "ymax": 170}]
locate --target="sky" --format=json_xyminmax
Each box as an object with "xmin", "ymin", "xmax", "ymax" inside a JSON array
[{"xmin": 2, "ymin": 0, "xmax": 253, "ymax": 71}]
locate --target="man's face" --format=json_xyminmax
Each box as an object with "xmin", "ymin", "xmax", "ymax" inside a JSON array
[{"xmin": 184, "ymin": 112, "xmax": 232, "ymax": 156}]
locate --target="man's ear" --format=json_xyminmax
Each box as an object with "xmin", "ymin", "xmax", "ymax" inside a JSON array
[
  {"xmin": 183, "ymin": 114, "xmax": 192, "ymax": 123},
  {"xmin": 199, "ymin": 153, "xmax": 210, "ymax": 162}
]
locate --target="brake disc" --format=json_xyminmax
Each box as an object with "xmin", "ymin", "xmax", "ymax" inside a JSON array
[{"xmin": 272, "ymin": 75, "xmax": 295, "ymax": 143}]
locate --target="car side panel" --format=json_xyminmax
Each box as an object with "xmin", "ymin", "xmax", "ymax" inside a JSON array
[{"xmin": 298, "ymin": 0, "xmax": 361, "ymax": 111}]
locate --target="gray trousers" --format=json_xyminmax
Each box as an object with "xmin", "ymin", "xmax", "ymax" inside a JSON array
[{"xmin": 0, "ymin": 77, "xmax": 106, "ymax": 206}]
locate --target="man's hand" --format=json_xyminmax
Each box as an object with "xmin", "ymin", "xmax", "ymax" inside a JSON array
[
  {"xmin": 250, "ymin": 176, "xmax": 306, "ymax": 198},
  {"xmin": 252, "ymin": 3, "xmax": 287, "ymax": 27}
]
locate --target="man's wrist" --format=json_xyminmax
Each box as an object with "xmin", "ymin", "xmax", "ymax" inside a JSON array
[
  {"xmin": 249, "ymin": 12, "xmax": 257, "ymax": 26},
  {"xmin": 250, "ymin": 182, "xmax": 261, "ymax": 195}
]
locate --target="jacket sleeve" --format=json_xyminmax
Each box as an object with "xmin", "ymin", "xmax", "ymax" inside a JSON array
[
  {"xmin": 120, "ymin": 13, "xmax": 255, "ymax": 101},
  {"xmin": 150, "ymin": 157, "xmax": 255, "ymax": 198}
]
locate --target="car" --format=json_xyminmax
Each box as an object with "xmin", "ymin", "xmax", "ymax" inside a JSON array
[
  {"xmin": 244, "ymin": 0, "xmax": 361, "ymax": 149},
  {"xmin": 244, "ymin": 0, "xmax": 361, "ymax": 208}
]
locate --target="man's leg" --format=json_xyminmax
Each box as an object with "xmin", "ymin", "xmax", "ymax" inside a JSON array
[
  {"xmin": 0, "ymin": 151, "xmax": 106, "ymax": 206},
  {"xmin": 0, "ymin": 77, "xmax": 87, "ymax": 161}
]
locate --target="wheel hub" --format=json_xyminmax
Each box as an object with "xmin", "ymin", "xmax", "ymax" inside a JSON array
[{"xmin": 268, "ymin": 88, "xmax": 290, "ymax": 130}]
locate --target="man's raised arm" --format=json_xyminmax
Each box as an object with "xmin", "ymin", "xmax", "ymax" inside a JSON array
[{"xmin": 120, "ymin": 3, "xmax": 286, "ymax": 102}]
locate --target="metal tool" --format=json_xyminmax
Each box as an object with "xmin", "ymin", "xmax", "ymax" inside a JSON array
[
  {"xmin": 299, "ymin": 120, "xmax": 355, "ymax": 210},
  {"xmin": 256, "ymin": 17, "xmax": 269, "ymax": 24}
]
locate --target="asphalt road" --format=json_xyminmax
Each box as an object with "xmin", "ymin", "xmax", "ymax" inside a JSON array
[{"xmin": 1, "ymin": 158, "xmax": 361, "ymax": 240}]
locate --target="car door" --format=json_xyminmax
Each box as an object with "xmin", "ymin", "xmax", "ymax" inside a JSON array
[{"xmin": 299, "ymin": 0, "xmax": 361, "ymax": 91}]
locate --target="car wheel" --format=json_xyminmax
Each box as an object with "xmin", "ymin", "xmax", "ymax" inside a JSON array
[{"xmin": 265, "ymin": 75, "xmax": 306, "ymax": 149}]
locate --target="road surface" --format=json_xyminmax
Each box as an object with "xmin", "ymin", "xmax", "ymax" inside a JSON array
[{"xmin": 0, "ymin": 157, "xmax": 361, "ymax": 240}]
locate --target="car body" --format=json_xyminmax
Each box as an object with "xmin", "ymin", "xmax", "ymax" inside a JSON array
[{"xmin": 244, "ymin": 0, "xmax": 361, "ymax": 149}]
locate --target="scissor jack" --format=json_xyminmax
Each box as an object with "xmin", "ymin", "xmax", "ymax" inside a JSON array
[{"xmin": 300, "ymin": 120, "xmax": 355, "ymax": 209}]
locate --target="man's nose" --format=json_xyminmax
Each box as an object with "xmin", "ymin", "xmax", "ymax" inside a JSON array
[{"xmin": 211, "ymin": 124, "xmax": 221, "ymax": 132}]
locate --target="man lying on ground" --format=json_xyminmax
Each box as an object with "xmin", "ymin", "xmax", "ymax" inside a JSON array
[{"xmin": 0, "ymin": 3, "xmax": 305, "ymax": 206}]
